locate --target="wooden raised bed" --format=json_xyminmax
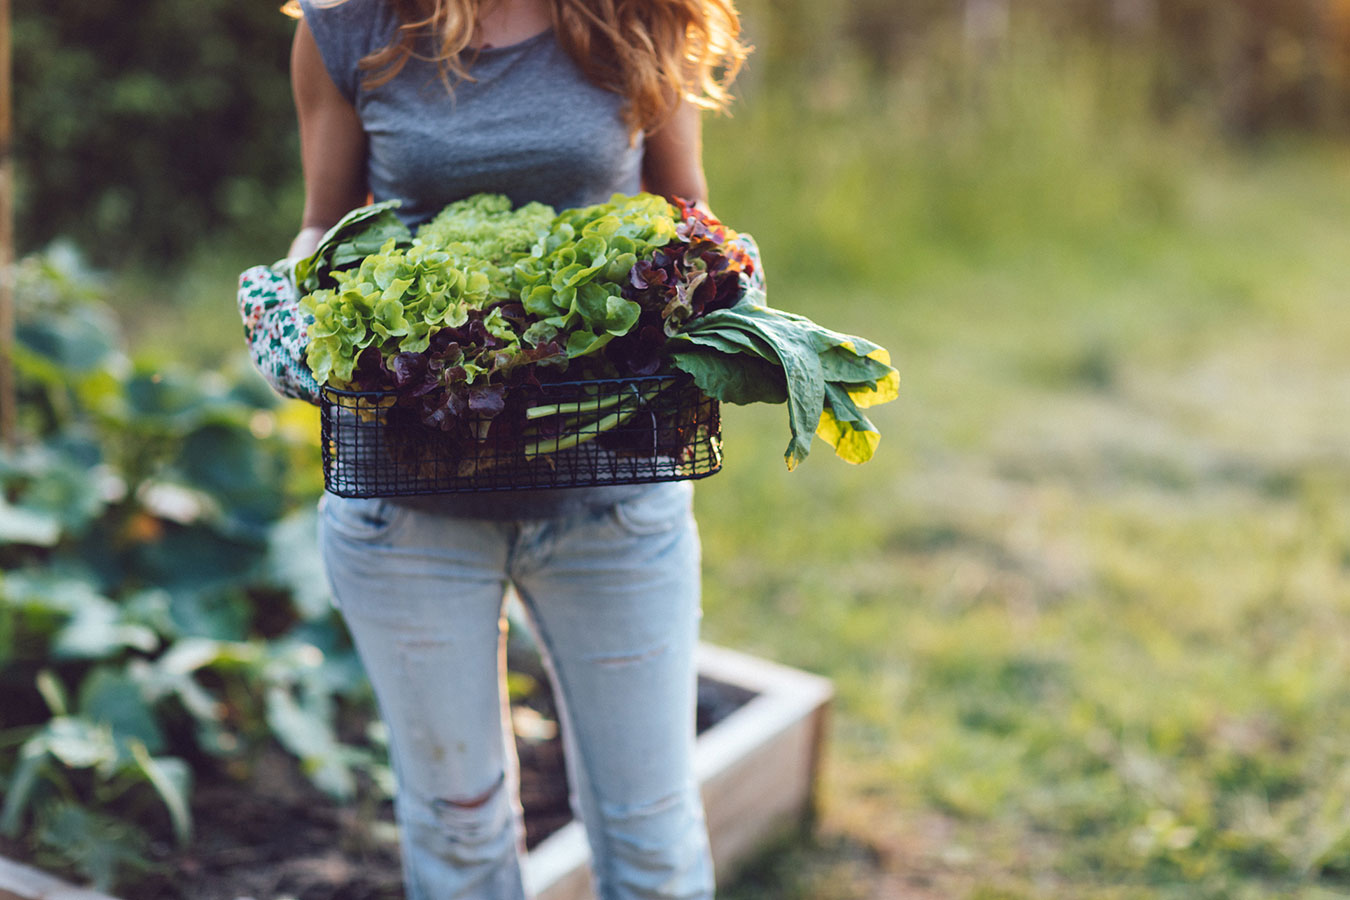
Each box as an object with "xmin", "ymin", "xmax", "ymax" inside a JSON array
[
  {"xmin": 0, "ymin": 643, "xmax": 833, "ymax": 900},
  {"xmin": 0, "ymin": 855, "xmax": 121, "ymax": 900},
  {"xmin": 527, "ymin": 642, "xmax": 833, "ymax": 900}
]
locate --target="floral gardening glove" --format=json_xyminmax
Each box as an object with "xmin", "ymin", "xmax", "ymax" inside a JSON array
[
  {"xmin": 732, "ymin": 233, "xmax": 766, "ymax": 305},
  {"xmin": 237, "ymin": 263, "xmax": 321, "ymax": 405}
]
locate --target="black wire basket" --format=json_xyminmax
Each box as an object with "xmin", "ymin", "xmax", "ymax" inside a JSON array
[{"xmin": 320, "ymin": 373, "xmax": 722, "ymax": 497}]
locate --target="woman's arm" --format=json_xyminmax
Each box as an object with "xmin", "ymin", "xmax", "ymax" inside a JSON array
[
  {"xmin": 288, "ymin": 18, "xmax": 369, "ymax": 261},
  {"xmin": 641, "ymin": 98, "xmax": 709, "ymax": 208}
]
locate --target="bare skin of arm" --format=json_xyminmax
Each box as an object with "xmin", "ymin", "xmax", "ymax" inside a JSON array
[
  {"xmin": 288, "ymin": 18, "xmax": 369, "ymax": 262},
  {"xmin": 641, "ymin": 98, "xmax": 711, "ymax": 210}
]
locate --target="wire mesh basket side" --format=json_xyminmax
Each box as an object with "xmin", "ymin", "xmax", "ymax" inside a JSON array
[{"xmin": 320, "ymin": 374, "xmax": 721, "ymax": 497}]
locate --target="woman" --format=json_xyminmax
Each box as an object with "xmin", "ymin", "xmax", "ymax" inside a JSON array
[{"xmin": 285, "ymin": 1, "xmax": 750, "ymax": 897}]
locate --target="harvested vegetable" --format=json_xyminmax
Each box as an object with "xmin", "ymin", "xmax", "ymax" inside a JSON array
[
  {"xmin": 288, "ymin": 192, "xmax": 898, "ymax": 468},
  {"xmin": 670, "ymin": 299, "xmax": 898, "ymax": 467}
]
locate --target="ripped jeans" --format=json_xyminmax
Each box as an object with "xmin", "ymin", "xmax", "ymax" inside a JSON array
[{"xmin": 317, "ymin": 482, "xmax": 714, "ymax": 900}]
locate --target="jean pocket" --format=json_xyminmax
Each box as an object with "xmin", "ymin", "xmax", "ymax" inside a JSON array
[
  {"xmin": 320, "ymin": 494, "xmax": 405, "ymax": 542},
  {"xmin": 609, "ymin": 483, "xmax": 694, "ymax": 536}
]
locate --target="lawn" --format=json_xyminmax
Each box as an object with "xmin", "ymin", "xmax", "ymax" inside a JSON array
[
  {"xmin": 693, "ymin": 42, "xmax": 1350, "ymax": 900},
  {"xmin": 97, "ymin": 32, "xmax": 1350, "ymax": 900}
]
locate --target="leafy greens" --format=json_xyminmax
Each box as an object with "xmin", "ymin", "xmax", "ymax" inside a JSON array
[{"xmin": 288, "ymin": 192, "xmax": 898, "ymax": 468}]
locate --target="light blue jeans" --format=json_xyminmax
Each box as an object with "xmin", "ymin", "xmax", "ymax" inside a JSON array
[{"xmin": 317, "ymin": 481, "xmax": 714, "ymax": 900}]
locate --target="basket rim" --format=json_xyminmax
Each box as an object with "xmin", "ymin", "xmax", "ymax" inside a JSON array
[{"xmin": 319, "ymin": 371, "xmax": 696, "ymax": 399}]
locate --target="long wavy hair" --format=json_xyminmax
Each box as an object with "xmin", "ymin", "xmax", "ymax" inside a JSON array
[{"xmin": 287, "ymin": 0, "xmax": 749, "ymax": 136}]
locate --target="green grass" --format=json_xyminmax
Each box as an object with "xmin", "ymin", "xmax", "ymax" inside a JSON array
[
  {"xmin": 95, "ymin": 27, "xmax": 1350, "ymax": 900},
  {"xmin": 693, "ymin": 33, "xmax": 1350, "ymax": 900}
]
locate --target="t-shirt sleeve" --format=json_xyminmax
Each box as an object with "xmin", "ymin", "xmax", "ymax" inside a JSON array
[{"xmin": 297, "ymin": 0, "xmax": 390, "ymax": 104}]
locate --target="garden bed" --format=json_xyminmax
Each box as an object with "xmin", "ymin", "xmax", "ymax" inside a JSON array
[{"xmin": 0, "ymin": 644, "xmax": 830, "ymax": 900}]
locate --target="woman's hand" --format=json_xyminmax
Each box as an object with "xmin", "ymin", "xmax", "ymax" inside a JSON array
[
  {"xmin": 287, "ymin": 224, "xmax": 330, "ymax": 263},
  {"xmin": 289, "ymin": 17, "xmax": 369, "ymax": 261}
]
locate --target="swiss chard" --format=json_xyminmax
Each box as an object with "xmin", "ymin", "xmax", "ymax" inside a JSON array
[
  {"xmin": 291, "ymin": 200, "xmax": 410, "ymax": 295},
  {"xmin": 668, "ymin": 290, "xmax": 898, "ymax": 468}
]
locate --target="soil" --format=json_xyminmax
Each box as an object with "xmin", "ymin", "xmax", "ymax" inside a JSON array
[{"xmin": 3, "ymin": 676, "xmax": 754, "ymax": 900}]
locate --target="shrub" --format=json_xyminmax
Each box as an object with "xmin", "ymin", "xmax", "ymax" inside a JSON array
[
  {"xmin": 0, "ymin": 247, "xmax": 379, "ymax": 891},
  {"xmin": 13, "ymin": 0, "xmax": 300, "ymax": 263}
]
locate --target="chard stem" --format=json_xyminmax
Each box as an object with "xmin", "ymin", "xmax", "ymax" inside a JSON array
[
  {"xmin": 521, "ymin": 383, "xmax": 668, "ymax": 458},
  {"xmin": 524, "ymin": 390, "xmax": 625, "ymax": 420}
]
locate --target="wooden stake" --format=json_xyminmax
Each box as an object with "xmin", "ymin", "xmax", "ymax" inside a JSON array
[{"xmin": 0, "ymin": 0, "xmax": 13, "ymax": 447}]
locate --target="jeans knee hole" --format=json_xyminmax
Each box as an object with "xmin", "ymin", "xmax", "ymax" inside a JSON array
[{"xmin": 437, "ymin": 785, "xmax": 498, "ymax": 811}]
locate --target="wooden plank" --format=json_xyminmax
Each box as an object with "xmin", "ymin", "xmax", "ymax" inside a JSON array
[
  {"xmin": 0, "ymin": 857, "xmax": 120, "ymax": 900},
  {"xmin": 527, "ymin": 820, "xmax": 591, "ymax": 900},
  {"xmin": 696, "ymin": 642, "xmax": 835, "ymax": 701},
  {"xmin": 702, "ymin": 711, "xmax": 820, "ymax": 875}
]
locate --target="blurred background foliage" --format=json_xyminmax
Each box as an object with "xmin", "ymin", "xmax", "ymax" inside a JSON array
[
  {"xmin": 13, "ymin": 0, "xmax": 1350, "ymax": 264},
  {"xmin": 6, "ymin": 0, "xmax": 1350, "ymax": 898},
  {"xmin": 0, "ymin": 250, "xmax": 379, "ymax": 890},
  {"xmin": 13, "ymin": 0, "xmax": 300, "ymax": 263}
]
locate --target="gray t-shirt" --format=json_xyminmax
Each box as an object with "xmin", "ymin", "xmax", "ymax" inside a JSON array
[
  {"xmin": 300, "ymin": 0, "xmax": 654, "ymax": 518},
  {"xmin": 299, "ymin": 0, "xmax": 644, "ymax": 222}
]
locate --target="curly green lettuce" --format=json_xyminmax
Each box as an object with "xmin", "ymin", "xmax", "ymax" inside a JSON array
[
  {"xmin": 514, "ymin": 193, "xmax": 679, "ymax": 359},
  {"xmin": 300, "ymin": 240, "xmax": 486, "ymax": 386}
]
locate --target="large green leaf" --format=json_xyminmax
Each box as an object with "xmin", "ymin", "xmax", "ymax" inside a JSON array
[
  {"xmin": 132, "ymin": 521, "xmax": 265, "ymax": 607},
  {"xmin": 53, "ymin": 594, "xmax": 158, "ymax": 660},
  {"xmin": 266, "ymin": 509, "xmax": 332, "ymax": 621},
  {"xmin": 34, "ymin": 801, "xmax": 154, "ymax": 891},
  {"xmin": 818, "ymin": 383, "xmax": 884, "ymax": 465},
  {"xmin": 669, "ymin": 326, "xmax": 779, "ymax": 362},
  {"xmin": 672, "ymin": 305, "xmax": 824, "ymax": 467},
  {"xmin": 174, "ymin": 420, "xmax": 287, "ymax": 530},
  {"xmin": 127, "ymin": 742, "xmax": 193, "ymax": 846},
  {"xmin": 0, "ymin": 444, "xmax": 106, "ymax": 543},
  {"xmin": 77, "ymin": 668, "xmax": 165, "ymax": 755},
  {"xmin": 36, "ymin": 716, "xmax": 120, "ymax": 772},
  {"xmin": 0, "ymin": 497, "xmax": 61, "ymax": 547},
  {"xmin": 670, "ymin": 299, "xmax": 899, "ymax": 468},
  {"xmin": 265, "ymin": 685, "xmax": 355, "ymax": 800},
  {"xmin": 3, "ymin": 570, "xmax": 112, "ymax": 616},
  {"xmin": 0, "ymin": 744, "xmax": 48, "ymax": 836},
  {"xmin": 15, "ymin": 299, "xmax": 119, "ymax": 375},
  {"xmin": 166, "ymin": 589, "xmax": 252, "ymax": 642},
  {"xmin": 122, "ymin": 366, "xmax": 218, "ymax": 431},
  {"xmin": 668, "ymin": 346, "xmax": 788, "ymax": 406}
]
